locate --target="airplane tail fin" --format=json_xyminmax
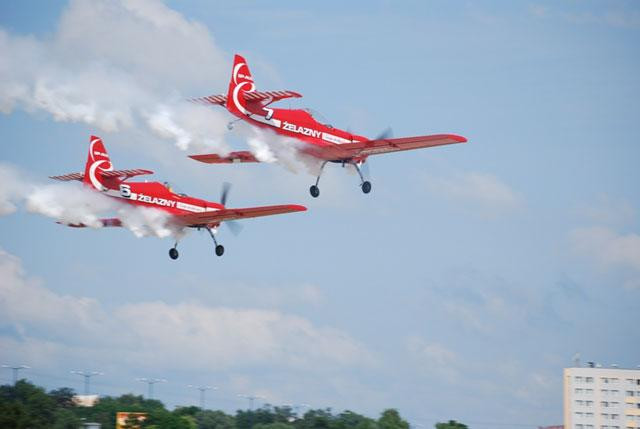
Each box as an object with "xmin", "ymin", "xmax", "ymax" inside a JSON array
[
  {"xmin": 83, "ymin": 135, "xmax": 114, "ymax": 191},
  {"xmin": 226, "ymin": 54, "xmax": 256, "ymax": 116}
]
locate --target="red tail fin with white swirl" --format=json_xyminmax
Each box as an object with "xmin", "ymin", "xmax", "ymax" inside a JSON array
[
  {"xmin": 226, "ymin": 54, "xmax": 256, "ymax": 116},
  {"xmin": 83, "ymin": 136, "xmax": 114, "ymax": 191}
]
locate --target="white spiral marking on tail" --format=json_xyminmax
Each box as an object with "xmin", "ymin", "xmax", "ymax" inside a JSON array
[
  {"xmin": 88, "ymin": 159, "xmax": 112, "ymax": 191},
  {"xmin": 232, "ymin": 81, "xmax": 255, "ymax": 116}
]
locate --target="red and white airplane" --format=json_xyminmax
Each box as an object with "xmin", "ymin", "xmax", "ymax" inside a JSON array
[
  {"xmin": 50, "ymin": 136, "xmax": 306, "ymax": 259},
  {"xmin": 190, "ymin": 54, "xmax": 467, "ymax": 198}
]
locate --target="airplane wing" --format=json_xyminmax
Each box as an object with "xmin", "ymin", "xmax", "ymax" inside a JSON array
[
  {"xmin": 50, "ymin": 169, "xmax": 154, "ymax": 181},
  {"xmin": 190, "ymin": 90, "xmax": 302, "ymax": 107},
  {"xmin": 189, "ymin": 151, "xmax": 260, "ymax": 164},
  {"xmin": 333, "ymin": 134, "xmax": 467, "ymax": 158},
  {"xmin": 174, "ymin": 204, "xmax": 306, "ymax": 227}
]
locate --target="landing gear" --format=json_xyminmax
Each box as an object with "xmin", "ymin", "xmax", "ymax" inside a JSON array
[
  {"xmin": 169, "ymin": 244, "xmax": 179, "ymax": 260},
  {"xmin": 309, "ymin": 159, "xmax": 372, "ymax": 196},
  {"xmin": 207, "ymin": 227, "xmax": 225, "ymax": 257},
  {"xmin": 309, "ymin": 161, "xmax": 328, "ymax": 198},
  {"xmin": 352, "ymin": 162, "xmax": 372, "ymax": 195}
]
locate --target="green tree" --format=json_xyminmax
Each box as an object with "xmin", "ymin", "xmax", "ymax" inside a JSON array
[
  {"xmin": 52, "ymin": 409, "xmax": 81, "ymax": 429},
  {"xmin": 0, "ymin": 380, "xmax": 57, "ymax": 428},
  {"xmin": 296, "ymin": 409, "xmax": 333, "ymax": 429},
  {"xmin": 49, "ymin": 388, "xmax": 76, "ymax": 409},
  {"xmin": 333, "ymin": 410, "xmax": 375, "ymax": 429},
  {"xmin": 435, "ymin": 421, "xmax": 468, "ymax": 429},
  {"xmin": 196, "ymin": 410, "xmax": 236, "ymax": 429},
  {"xmin": 377, "ymin": 410, "xmax": 409, "ymax": 429}
]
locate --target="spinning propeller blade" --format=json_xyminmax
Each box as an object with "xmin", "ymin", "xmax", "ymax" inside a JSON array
[
  {"xmin": 375, "ymin": 127, "xmax": 393, "ymax": 140},
  {"xmin": 219, "ymin": 182, "xmax": 243, "ymax": 236},
  {"xmin": 220, "ymin": 182, "xmax": 231, "ymax": 206}
]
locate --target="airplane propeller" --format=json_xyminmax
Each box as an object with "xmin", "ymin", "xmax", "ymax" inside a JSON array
[
  {"xmin": 375, "ymin": 127, "xmax": 393, "ymax": 140},
  {"xmin": 359, "ymin": 128, "xmax": 391, "ymax": 180},
  {"xmin": 220, "ymin": 182, "xmax": 244, "ymax": 236}
]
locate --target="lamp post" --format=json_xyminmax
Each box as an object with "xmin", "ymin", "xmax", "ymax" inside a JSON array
[
  {"xmin": 2, "ymin": 364, "xmax": 30, "ymax": 385},
  {"xmin": 70, "ymin": 370, "xmax": 103, "ymax": 395},
  {"xmin": 238, "ymin": 393, "xmax": 265, "ymax": 410},
  {"xmin": 188, "ymin": 385, "xmax": 217, "ymax": 409},
  {"xmin": 136, "ymin": 378, "xmax": 167, "ymax": 399}
]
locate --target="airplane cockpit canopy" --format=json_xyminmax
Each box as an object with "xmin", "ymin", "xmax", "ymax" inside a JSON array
[
  {"xmin": 163, "ymin": 181, "xmax": 188, "ymax": 197},
  {"xmin": 303, "ymin": 108, "xmax": 333, "ymax": 128}
]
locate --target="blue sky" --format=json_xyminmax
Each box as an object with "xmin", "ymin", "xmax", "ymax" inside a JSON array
[{"xmin": 0, "ymin": 1, "xmax": 639, "ymax": 427}]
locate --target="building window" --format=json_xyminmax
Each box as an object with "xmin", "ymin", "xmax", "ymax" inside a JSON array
[
  {"xmin": 576, "ymin": 376, "xmax": 584, "ymax": 382},
  {"xmin": 603, "ymin": 377, "xmax": 610, "ymax": 384},
  {"xmin": 576, "ymin": 425, "xmax": 583, "ymax": 429},
  {"xmin": 586, "ymin": 377, "xmax": 594, "ymax": 383},
  {"xmin": 576, "ymin": 388, "xmax": 584, "ymax": 394},
  {"xmin": 626, "ymin": 391, "xmax": 633, "ymax": 396},
  {"xmin": 602, "ymin": 401, "xmax": 609, "ymax": 407},
  {"xmin": 587, "ymin": 401, "xmax": 594, "ymax": 406}
]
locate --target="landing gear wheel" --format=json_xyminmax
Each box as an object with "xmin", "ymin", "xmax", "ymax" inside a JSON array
[
  {"xmin": 309, "ymin": 185, "xmax": 320, "ymax": 198},
  {"xmin": 215, "ymin": 244, "xmax": 225, "ymax": 257},
  {"xmin": 361, "ymin": 181, "xmax": 372, "ymax": 194},
  {"xmin": 169, "ymin": 248, "xmax": 179, "ymax": 260}
]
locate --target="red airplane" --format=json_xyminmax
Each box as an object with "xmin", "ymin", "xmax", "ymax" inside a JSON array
[
  {"xmin": 50, "ymin": 136, "xmax": 306, "ymax": 259},
  {"xmin": 190, "ymin": 54, "xmax": 467, "ymax": 198}
]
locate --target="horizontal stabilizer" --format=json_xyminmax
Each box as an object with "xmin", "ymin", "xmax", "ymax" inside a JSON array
[
  {"xmin": 50, "ymin": 169, "xmax": 153, "ymax": 182},
  {"xmin": 57, "ymin": 218, "xmax": 122, "ymax": 228},
  {"xmin": 190, "ymin": 90, "xmax": 302, "ymax": 107},
  {"xmin": 189, "ymin": 151, "xmax": 260, "ymax": 164}
]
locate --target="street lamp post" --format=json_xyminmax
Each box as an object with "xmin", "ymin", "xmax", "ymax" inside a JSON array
[
  {"xmin": 1, "ymin": 365, "xmax": 30, "ymax": 385},
  {"xmin": 238, "ymin": 393, "xmax": 266, "ymax": 410},
  {"xmin": 70, "ymin": 370, "xmax": 104, "ymax": 395},
  {"xmin": 136, "ymin": 378, "xmax": 167, "ymax": 399},
  {"xmin": 188, "ymin": 385, "xmax": 217, "ymax": 409}
]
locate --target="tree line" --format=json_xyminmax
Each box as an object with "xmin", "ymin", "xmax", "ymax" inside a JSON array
[{"xmin": 0, "ymin": 380, "xmax": 468, "ymax": 429}]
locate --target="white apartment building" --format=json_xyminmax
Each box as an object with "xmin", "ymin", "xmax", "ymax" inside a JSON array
[{"xmin": 564, "ymin": 364, "xmax": 640, "ymax": 429}]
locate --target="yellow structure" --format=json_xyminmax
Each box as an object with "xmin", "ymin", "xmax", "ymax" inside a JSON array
[
  {"xmin": 115, "ymin": 412, "xmax": 147, "ymax": 429},
  {"xmin": 564, "ymin": 364, "xmax": 640, "ymax": 429}
]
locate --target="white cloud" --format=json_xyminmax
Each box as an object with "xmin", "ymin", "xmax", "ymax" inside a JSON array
[
  {"xmin": 0, "ymin": 248, "xmax": 372, "ymax": 373},
  {"xmin": 426, "ymin": 171, "xmax": 522, "ymax": 216},
  {"xmin": 570, "ymin": 226, "xmax": 640, "ymax": 272},
  {"xmin": 0, "ymin": 0, "xmax": 231, "ymax": 154},
  {"xmin": 579, "ymin": 196, "xmax": 636, "ymax": 226}
]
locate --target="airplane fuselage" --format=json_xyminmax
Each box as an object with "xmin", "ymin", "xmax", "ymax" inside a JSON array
[
  {"xmin": 239, "ymin": 103, "xmax": 370, "ymax": 161},
  {"xmin": 100, "ymin": 178, "xmax": 224, "ymax": 220}
]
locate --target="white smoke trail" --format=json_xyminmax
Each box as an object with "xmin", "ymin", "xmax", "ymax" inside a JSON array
[
  {"xmin": 0, "ymin": 0, "xmax": 231, "ymax": 154},
  {"xmin": 25, "ymin": 183, "xmax": 117, "ymax": 229},
  {"xmin": 0, "ymin": 0, "xmax": 326, "ymax": 173},
  {"xmin": 238, "ymin": 123, "xmax": 323, "ymax": 175},
  {"xmin": 0, "ymin": 163, "xmax": 182, "ymax": 239}
]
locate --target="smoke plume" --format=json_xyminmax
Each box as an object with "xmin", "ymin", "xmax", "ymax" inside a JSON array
[
  {"xmin": 0, "ymin": 163, "xmax": 181, "ymax": 239},
  {"xmin": 0, "ymin": 0, "xmax": 231, "ymax": 154}
]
